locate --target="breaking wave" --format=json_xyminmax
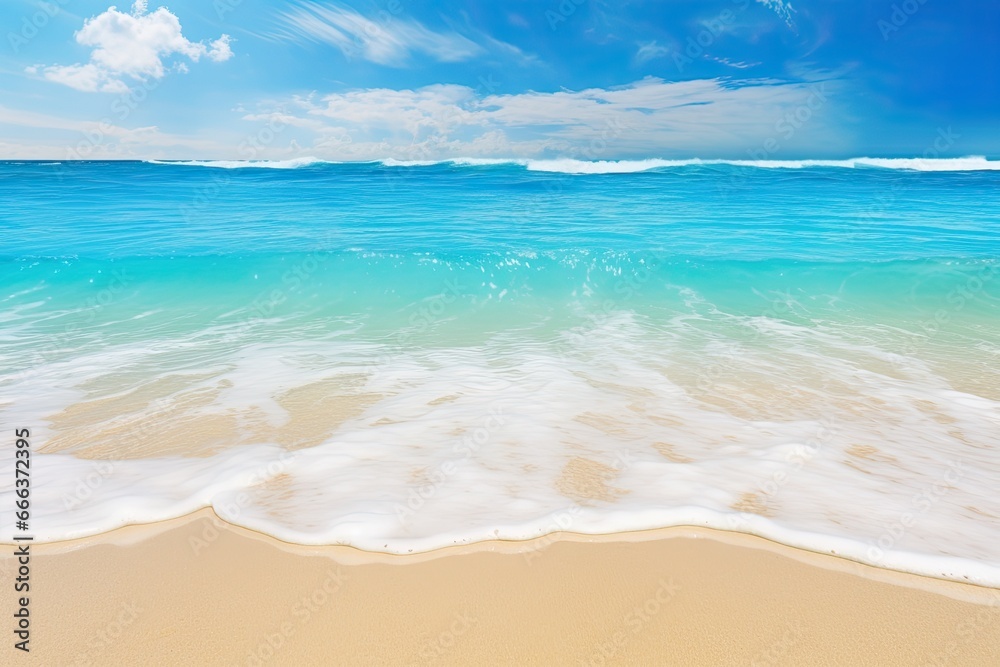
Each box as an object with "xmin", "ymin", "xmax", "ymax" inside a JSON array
[{"xmin": 144, "ymin": 156, "xmax": 1000, "ymax": 173}]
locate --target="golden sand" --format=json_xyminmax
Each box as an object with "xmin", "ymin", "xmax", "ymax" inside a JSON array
[{"xmin": 2, "ymin": 511, "xmax": 998, "ymax": 665}]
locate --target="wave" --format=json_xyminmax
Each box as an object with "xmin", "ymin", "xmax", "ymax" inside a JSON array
[
  {"xmin": 3, "ymin": 324, "xmax": 1000, "ymax": 586},
  {"xmin": 144, "ymin": 156, "xmax": 1000, "ymax": 173},
  {"xmin": 145, "ymin": 157, "xmax": 336, "ymax": 169},
  {"xmin": 525, "ymin": 156, "xmax": 1000, "ymax": 173}
]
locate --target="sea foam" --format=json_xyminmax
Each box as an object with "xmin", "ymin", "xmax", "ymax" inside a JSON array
[
  {"xmin": 144, "ymin": 156, "xmax": 1000, "ymax": 173},
  {"xmin": 3, "ymin": 308, "xmax": 999, "ymax": 586}
]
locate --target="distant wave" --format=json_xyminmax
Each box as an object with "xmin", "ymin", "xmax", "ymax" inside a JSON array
[
  {"xmin": 145, "ymin": 156, "xmax": 1000, "ymax": 173},
  {"xmin": 523, "ymin": 156, "xmax": 1000, "ymax": 173},
  {"xmin": 145, "ymin": 157, "xmax": 335, "ymax": 169}
]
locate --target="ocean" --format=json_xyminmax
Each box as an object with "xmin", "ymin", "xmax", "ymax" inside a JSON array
[{"xmin": 1, "ymin": 157, "xmax": 998, "ymax": 585}]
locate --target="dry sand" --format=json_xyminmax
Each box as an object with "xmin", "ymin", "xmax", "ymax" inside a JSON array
[{"xmin": 2, "ymin": 510, "xmax": 999, "ymax": 666}]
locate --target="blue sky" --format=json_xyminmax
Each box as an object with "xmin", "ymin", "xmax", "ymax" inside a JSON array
[{"xmin": 0, "ymin": 0, "xmax": 996, "ymax": 160}]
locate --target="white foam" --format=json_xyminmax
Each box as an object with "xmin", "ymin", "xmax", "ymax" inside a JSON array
[
  {"xmin": 2, "ymin": 313, "xmax": 1000, "ymax": 586},
  {"xmin": 379, "ymin": 158, "xmax": 441, "ymax": 167},
  {"xmin": 145, "ymin": 157, "xmax": 334, "ymax": 169},
  {"xmin": 143, "ymin": 156, "xmax": 1000, "ymax": 173},
  {"xmin": 725, "ymin": 156, "xmax": 1000, "ymax": 172},
  {"xmin": 523, "ymin": 156, "xmax": 1000, "ymax": 173},
  {"xmin": 526, "ymin": 158, "xmax": 692, "ymax": 173}
]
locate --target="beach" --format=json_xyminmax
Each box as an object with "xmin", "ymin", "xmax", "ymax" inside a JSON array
[
  {"xmin": 2, "ymin": 159, "xmax": 999, "ymax": 664},
  {"xmin": 3, "ymin": 0, "xmax": 998, "ymax": 662},
  {"xmin": 4, "ymin": 509, "xmax": 998, "ymax": 666}
]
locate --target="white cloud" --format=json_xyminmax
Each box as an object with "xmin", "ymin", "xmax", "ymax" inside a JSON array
[
  {"xmin": 710, "ymin": 56, "xmax": 759, "ymax": 69},
  {"xmin": 1, "ymin": 75, "xmax": 845, "ymax": 161},
  {"xmin": 309, "ymin": 84, "xmax": 486, "ymax": 136},
  {"xmin": 635, "ymin": 41, "xmax": 671, "ymax": 64},
  {"xmin": 249, "ymin": 76, "xmax": 844, "ymax": 161},
  {"xmin": 756, "ymin": 0, "xmax": 797, "ymax": 30},
  {"xmin": 40, "ymin": 63, "xmax": 129, "ymax": 93},
  {"xmin": 206, "ymin": 35, "xmax": 233, "ymax": 62},
  {"xmin": 34, "ymin": 1, "xmax": 233, "ymax": 93},
  {"xmin": 272, "ymin": 1, "xmax": 488, "ymax": 66}
]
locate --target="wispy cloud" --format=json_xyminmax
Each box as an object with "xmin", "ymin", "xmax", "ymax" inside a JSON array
[
  {"xmin": 756, "ymin": 0, "xmax": 797, "ymax": 30},
  {"xmin": 246, "ymin": 75, "xmax": 844, "ymax": 160},
  {"xmin": 271, "ymin": 1, "xmax": 485, "ymax": 66},
  {"xmin": 710, "ymin": 56, "xmax": 759, "ymax": 69},
  {"xmin": 30, "ymin": 1, "xmax": 232, "ymax": 93},
  {"xmin": 634, "ymin": 41, "xmax": 671, "ymax": 64}
]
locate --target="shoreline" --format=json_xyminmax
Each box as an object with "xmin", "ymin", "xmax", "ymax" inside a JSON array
[
  {"xmin": 13, "ymin": 507, "xmax": 1000, "ymax": 597},
  {"xmin": 4, "ymin": 510, "xmax": 999, "ymax": 665}
]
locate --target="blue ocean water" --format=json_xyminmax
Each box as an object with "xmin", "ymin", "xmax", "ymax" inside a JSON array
[
  {"xmin": 1, "ymin": 158, "xmax": 999, "ymax": 584},
  {"xmin": 3, "ymin": 159, "xmax": 999, "ymax": 260}
]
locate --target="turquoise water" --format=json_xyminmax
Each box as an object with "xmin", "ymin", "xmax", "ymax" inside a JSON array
[
  {"xmin": 3, "ymin": 160, "xmax": 999, "ymax": 259},
  {"xmin": 1, "ymin": 159, "xmax": 999, "ymax": 584}
]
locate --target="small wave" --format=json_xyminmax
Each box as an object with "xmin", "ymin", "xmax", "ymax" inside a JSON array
[
  {"xmin": 143, "ymin": 156, "xmax": 1000, "ymax": 173},
  {"xmin": 527, "ymin": 158, "xmax": 694, "ymax": 173},
  {"xmin": 381, "ymin": 158, "xmax": 527, "ymax": 168},
  {"xmin": 145, "ymin": 157, "xmax": 336, "ymax": 169},
  {"xmin": 379, "ymin": 158, "xmax": 441, "ymax": 167},
  {"xmin": 523, "ymin": 156, "xmax": 1000, "ymax": 174},
  {"xmin": 729, "ymin": 156, "xmax": 1000, "ymax": 172}
]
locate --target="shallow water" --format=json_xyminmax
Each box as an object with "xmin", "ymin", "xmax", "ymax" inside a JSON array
[{"xmin": 1, "ymin": 159, "xmax": 998, "ymax": 585}]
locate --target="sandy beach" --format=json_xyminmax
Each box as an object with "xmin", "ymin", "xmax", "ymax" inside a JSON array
[
  {"xmin": 3, "ymin": 0, "xmax": 999, "ymax": 664},
  {"xmin": 2, "ymin": 510, "xmax": 997, "ymax": 666}
]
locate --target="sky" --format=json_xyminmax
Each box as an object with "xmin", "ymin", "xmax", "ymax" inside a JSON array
[{"xmin": 0, "ymin": 0, "xmax": 996, "ymax": 160}]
